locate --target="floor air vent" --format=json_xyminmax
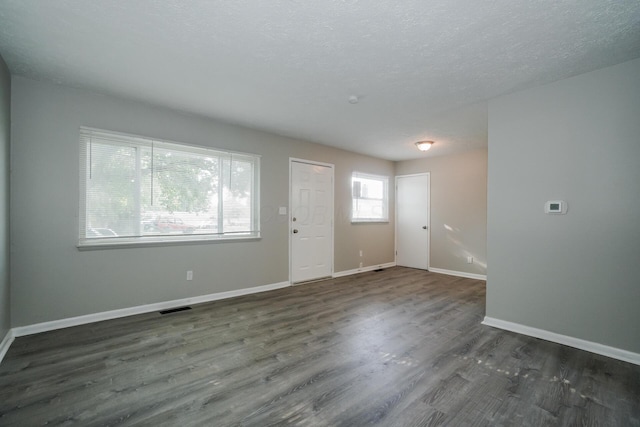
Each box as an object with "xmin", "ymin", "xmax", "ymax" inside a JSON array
[{"xmin": 159, "ymin": 306, "xmax": 192, "ymax": 315}]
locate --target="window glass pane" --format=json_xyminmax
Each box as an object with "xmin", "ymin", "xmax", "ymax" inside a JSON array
[
  {"xmin": 222, "ymin": 157, "xmax": 253, "ymax": 233},
  {"xmin": 352, "ymin": 198, "xmax": 385, "ymax": 220},
  {"xmin": 356, "ymin": 177, "xmax": 383, "ymax": 199},
  {"xmin": 140, "ymin": 145, "xmax": 220, "ymax": 236},
  {"xmin": 86, "ymin": 142, "xmax": 137, "ymax": 237}
]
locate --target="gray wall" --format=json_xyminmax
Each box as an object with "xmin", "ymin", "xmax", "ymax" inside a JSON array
[
  {"xmin": 0, "ymin": 55, "xmax": 10, "ymax": 338},
  {"xmin": 396, "ymin": 149, "xmax": 487, "ymax": 276},
  {"xmin": 10, "ymin": 77, "xmax": 394, "ymax": 327},
  {"xmin": 487, "ymin": 58, "xmax": 640, "ymax": 354}
]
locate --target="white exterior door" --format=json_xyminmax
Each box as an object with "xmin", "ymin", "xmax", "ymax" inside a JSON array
[
  {"xmin": 290, "ymin": 160, "xmax": 334, "ymax": 283},
  {"xmin": 396, "ymin": 174, "xmax": 430, "ymax": 270}
]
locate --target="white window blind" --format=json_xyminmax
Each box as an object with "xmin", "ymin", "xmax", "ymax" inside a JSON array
[
  {"xmin": 79, "ymin": 127, "xmax": 260, "ymax": 247},
  {"xmin": 351, "ymin": 172, "xmax": 389, "ymax": 222}
]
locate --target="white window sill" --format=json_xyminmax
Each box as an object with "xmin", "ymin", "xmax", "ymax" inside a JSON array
[
  {"xmin": 77, "ymin": 233, "xmax": 261, "ymax": 250},
  {"xmin": 351, "ymin": 220, "xmax": 390, "ymax": 224}
]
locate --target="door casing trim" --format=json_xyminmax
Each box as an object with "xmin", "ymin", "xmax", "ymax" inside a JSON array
[
  {"xmin": 395, "ymin": 173, "xmax": 431, "ymax": 270},
  {"xmin": 289, "ymin": 158, "xmax": 335, "ymax": 284}
]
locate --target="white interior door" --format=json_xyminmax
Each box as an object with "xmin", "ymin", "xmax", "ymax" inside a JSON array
[
  {"xmin": 396, "ymin": 174, "xmax": 430, "ymax": 269},
  {"xmin": 290, "ymin": 160, "xmax": 334, "ymax": 283}
]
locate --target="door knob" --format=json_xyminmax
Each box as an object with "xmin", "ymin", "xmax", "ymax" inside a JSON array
[
  {"xmin": 422, "ymin": 226, "xmax": 427, "ymax": 229},
  {"xmin": 293, "ymin": 229, "xmax": 299, "ymax": 233}
]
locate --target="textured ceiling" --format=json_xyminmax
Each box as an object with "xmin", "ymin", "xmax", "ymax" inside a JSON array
[{"xmin": 0, "ymin": 0, "xmax": 639, "ymax": 160}]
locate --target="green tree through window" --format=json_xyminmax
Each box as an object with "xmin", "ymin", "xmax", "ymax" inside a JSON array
[{"xmin": 80, "ymin": 128, "xmax": 260, "ymax": 245}]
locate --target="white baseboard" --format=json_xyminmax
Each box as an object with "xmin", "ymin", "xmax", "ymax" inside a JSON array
[
  {"xmin": 428, "ymin": 267, "xmax": 487, "ymax": 281},
  {"xmin": 333, "ymin": 262, "xmax": 396, "ymax": 278},
  {"xmin": 12, "ymin": 281, "xmax": 291, "ymax": 338},
  {"xmin": 482, "ymin": 316, "xmax": 640, "ymax": 366},
  {"xmin": 0, "ymin": 329, "xmax": 15, "ymax": 364}
]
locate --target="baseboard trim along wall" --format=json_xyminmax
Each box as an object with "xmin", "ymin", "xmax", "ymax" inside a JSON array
[
  {"xmin": 0, "ymin": 329, "xmax": 15, "ymax": 364},
  {"xmin": 428, "ymin": 267, "xmax": 487, "ymax": 281},
  {"xmin": 482, "ymin": 316, "xmax": 640, "ymax": 366},
  {"xmin": 333, "ymin": 262, "xmax": 397, "ymax": 278},
  {"xmin": 11, "ymin": 281, "xmax": 291, "ymax": 338}
]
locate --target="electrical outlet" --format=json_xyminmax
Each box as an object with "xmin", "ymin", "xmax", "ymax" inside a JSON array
[
  {"xmin": 359, "ymin": 262, "xmax": 363, "ymax": 268},
  {"xmin": 359, "ymin": 250, "xmax": 363, "ymax": 257},
  {"xmin": 187, "ymin": 270, "xmax": 193, "ymax": 281},
  {"xmin": 466, "ymin": 256, "xmax": 473, "ymax": 264}
]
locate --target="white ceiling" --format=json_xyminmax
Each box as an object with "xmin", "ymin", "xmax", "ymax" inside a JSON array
[{"xmin": 1, "ymin": 0, "xmax": 639, "ymax": 161}]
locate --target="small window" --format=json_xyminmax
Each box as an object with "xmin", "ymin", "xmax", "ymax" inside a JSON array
[
  {"xmin": 351, "ymin": 172, "xmax": 389, "ymax": 222},
  {"xmin": 79, "ymin": 127, "xmax": 260, "ymax": 247}
]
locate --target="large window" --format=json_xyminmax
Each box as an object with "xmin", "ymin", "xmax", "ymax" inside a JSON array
[
  {"xmin": 351, "ymin": 172, "xmax": 389, "ymax": 222},
  {"xmin": 79, "ymin": 127, "xmax": 260, "ymax": 247}
]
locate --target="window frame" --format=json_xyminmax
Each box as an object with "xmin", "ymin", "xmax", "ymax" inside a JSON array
[
  {"xmin": 351, "ymin": 171, "xmax": 389, "ymax": 223},
  {"xmin": 78, "ymin": 127, "xmax": 261, "ymax": 249}
]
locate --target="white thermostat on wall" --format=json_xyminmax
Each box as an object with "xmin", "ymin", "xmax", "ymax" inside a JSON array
[{"xmin": 544, "ymin": 200, "xmax": 567, "ymax": 214}]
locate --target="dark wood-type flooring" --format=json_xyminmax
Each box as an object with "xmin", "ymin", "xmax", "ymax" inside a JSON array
[{"xmin": 1, "ymin": 267, "xmax": 639, "ymax": 426}]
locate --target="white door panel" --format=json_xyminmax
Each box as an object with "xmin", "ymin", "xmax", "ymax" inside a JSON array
[
  {"xmin": 396, "ymin": 174, "xmax": 430, "ymax": 270},
  {"xmin": 291, "ymin": 161, "xmax": 334, "ymax": 283}
]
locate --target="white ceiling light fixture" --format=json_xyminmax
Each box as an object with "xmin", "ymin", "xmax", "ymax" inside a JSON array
[{"xmin": 415, "ymin": 141, "xmax": 434, "ymax": 151}]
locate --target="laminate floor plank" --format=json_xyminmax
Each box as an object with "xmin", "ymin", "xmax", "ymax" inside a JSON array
[{"xmin": 1, "ymin": 267, "xmax": 639, "ymax": 426}]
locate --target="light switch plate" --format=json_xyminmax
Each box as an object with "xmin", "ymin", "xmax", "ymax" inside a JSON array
[{"xmin": 279, "ymin": 206, "xmax": 287, "ymax": 215}]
